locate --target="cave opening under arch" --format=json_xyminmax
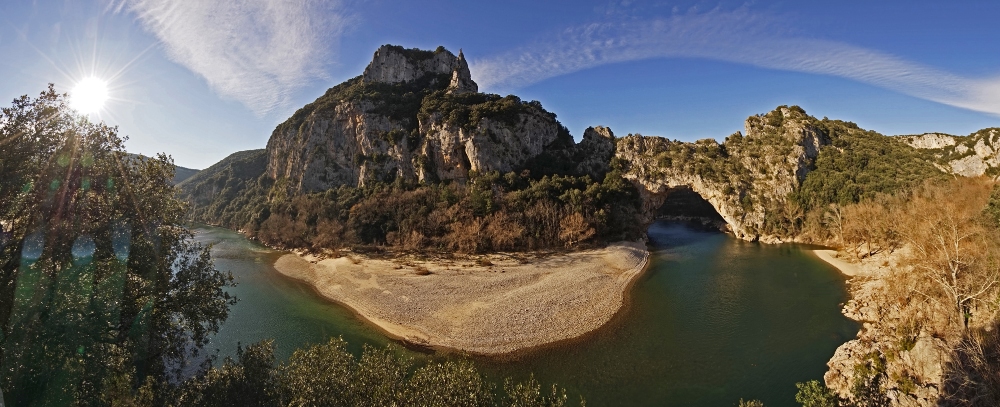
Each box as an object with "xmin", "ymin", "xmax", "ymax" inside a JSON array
[{"xmin": 654, "ymin": 186, "xmax": 728, "ymax": 232}]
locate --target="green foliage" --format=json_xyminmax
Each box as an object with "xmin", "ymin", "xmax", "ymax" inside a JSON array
[
  {"xmin": 275, "ymin": 71, "xmax": 451, "ymax": 141},
  {"xmin": 795, "ymin": 380, "xmax": 839, "ymax": 407},
  {"xmin": 850, "ymin": 352, "xmax": 890, "ymax": 407},
  {"xmin": 219, "ymin": 169, "xmax": 642, "ymax": 254},
  {"xmin": 738, "ymin": 399, "xmax": 766, "ymax": 407},
  {"xmin": 985, "ymin": 184, "xmax": 1000, "ymax": 228},
  {"xmin": 503, "ymin": 375, "xmax": 570, "ymax": 407},
  {"xmin": 175, "ymin": 337, "xmax": 583, "ymax": 407},
  {"xmin": 176, "ymin": 149, "xmax": 270, "ymax": 230},
  {"xmin": 0, "ymin": 86, "xmax": 235, "ymax": 404},
  {"xmin": 383, "ymin": 44, "xmax": 438, "ymax": 61},
  {"xmin": 419, "ymin": 91, "xmax": 556, "ymax": 130},
  {"xmin": 794, "ymin": 119, "xmax": 945, "ymax": 212}
]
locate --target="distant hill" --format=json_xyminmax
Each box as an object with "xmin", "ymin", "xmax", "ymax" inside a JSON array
[
  {"xmin": 175, "ymin": 149, "xmax": 269, "ymax": 228},
  {"xmin": 172, "ymin": 165, "xmax": 200, "ymax": 184},
  {"xmin": 126, "ymin": 153, "xmax": 200, "ymax": 184}
]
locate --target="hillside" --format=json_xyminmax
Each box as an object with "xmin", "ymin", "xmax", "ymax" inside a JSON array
[
  {"xmin": 177, "ymin": 45, "xmax": 636, "ymax": 252},
  {"xmin": 176, "ymin": 149, "xmax": 268, "ymax": 228},
  {"xmin": 178, "ymin": 44, "xmax": 1000, "ymax": 251},
  {"xmin": 616, "ymin": 106, "xmax": 952, "ymax": 242}
]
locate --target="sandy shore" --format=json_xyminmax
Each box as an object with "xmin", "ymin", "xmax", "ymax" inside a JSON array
[
  {"xmin": 812, "ymin": 249, "xmax": 862, "ymax": 277},
  {"xmin": 273, "ymin": 242, "xmax": 649, "ymax": 356}
]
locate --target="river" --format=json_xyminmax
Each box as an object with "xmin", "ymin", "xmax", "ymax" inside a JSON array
[{"xmin": 191, "ymin": 221, "xmax": 857, "ymax": 406}]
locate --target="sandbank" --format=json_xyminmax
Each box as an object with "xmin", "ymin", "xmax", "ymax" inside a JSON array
[
  {"xmin": 812, "ymin": 249, "xmax": 861, "ymax": 277},
  {"xmin": 272, "ymin": 242, "xmax": 649, "ymax": 356}
]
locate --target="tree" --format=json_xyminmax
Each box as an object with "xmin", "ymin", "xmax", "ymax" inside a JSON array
[
  {"xmin": 900, "ymin": 179, "xmax": 1000, "ymax": 331},
  {"xmin": 558, "ymin": 212, "xmax": 595, "ymax": 247},
  {"xmin": 0, "ymin": 86, "xmax": 235, "ymax": 404},
  {"xmin": 795, "ymin": 380, "xmax": 838, "ymax": 407}
]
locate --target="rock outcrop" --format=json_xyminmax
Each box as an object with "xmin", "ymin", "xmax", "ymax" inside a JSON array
[
  {"xmin": 362, "ymin": 45, "xmax": 475, "ymax": 93},
  {"xmin": 614, "ymin": 106, "xmax": 827, "ymax": 242},
  {"xmin": 822, "ymin": 249, "xmax": 955, "ymax": 407},
  {"xmin": 265, "ymin": 45, "xmax": 572, "ymax": 192},
  {"xmin": 415, "ymin": 106, "xmax": 563, "ymax": 182},
  {"xmin": 899, "ymin": 129, "xmax": 1000, "ymax": 177},
  {"xmin": 574, "ymin": 126, "xmax": 616, "ymax": 178}
]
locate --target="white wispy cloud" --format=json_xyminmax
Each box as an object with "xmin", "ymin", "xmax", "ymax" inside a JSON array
[
  {"xmin": 471, "ymin": 8, "xmax": 1000, "ymax": 116},
  {"xmin": 110, "ymin": 0, "xmax": 348, "ymax": 115}
]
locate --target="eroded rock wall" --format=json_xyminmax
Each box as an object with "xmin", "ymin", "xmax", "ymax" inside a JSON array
[
  {"xmin": 614, "ymin": 106, "xmax": 827, "ymax": 242},
  {"xmin": 899, "ymin": 129, "xmax": 1000, "ymax": 177},
  {"xmin": 416, "ymin": 110, "xmax": 562, "ymax": 183}
]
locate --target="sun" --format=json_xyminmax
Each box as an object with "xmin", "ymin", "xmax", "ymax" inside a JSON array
[{"xmin": 70, "ymin": 77, "xmax": 109, "ymax": 114}]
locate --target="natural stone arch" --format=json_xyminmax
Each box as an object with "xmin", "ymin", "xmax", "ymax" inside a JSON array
[{"xmin": 628, "ymin": 174, "xmax": 751, "ymax": 240}]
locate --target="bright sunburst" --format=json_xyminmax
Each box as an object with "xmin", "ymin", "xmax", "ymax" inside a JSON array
[{"xmin": 70, "ymin": 77, "xmax": 109, "ymax": 114}]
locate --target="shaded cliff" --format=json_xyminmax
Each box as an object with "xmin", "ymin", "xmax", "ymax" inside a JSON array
[{"xmin": 176, "ymin": 149, "xmax": 269, "ymax": 228}]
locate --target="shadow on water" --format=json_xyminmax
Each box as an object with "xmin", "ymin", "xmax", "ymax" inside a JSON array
[
  {"xmin": 647, "ymin": 219, "xmax": 726, "ymax": 250},
  {"xmin": 195, "ymin": 221, "xmax": 858, "ymax": 407}
]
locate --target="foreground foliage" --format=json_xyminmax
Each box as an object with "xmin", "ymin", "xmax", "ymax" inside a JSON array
[
  {"xmin": 161, "ymin": 338, "xmax": 581, "ymax": 407},
  {"xmin": 0, "ymin": 87, "xmax": 235, "ymax": 404}
]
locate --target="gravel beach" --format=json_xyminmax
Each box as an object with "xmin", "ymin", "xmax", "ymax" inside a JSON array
[{"xmin": 272, "ymin": 241, "xmax": 649, "ymax": 355}]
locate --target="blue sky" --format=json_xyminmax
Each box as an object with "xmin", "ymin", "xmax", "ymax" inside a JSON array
[{"xmin": 2, "ymin": 0, "xmax": 998, "ymax": 169}]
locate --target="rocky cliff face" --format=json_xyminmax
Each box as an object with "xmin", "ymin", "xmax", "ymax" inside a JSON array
[
  {"xmin": 362, "ymin": 45, "xmax": 477, "ymax": 94},
  {"xmin": 614, "ymin": 106, "xmax": 827, "ymax": 242},
  {"xmin": 415, "ymin": 108, "xmax": 562, "ymax": 182},
  {"xmin": 574, "ymin": 126, "xmax": 616, "ymax": 178},
  {"xmin": 899, "ymin": 129, "xmax": 1000, "ymax": 177},
  {"xmin": 265, "ymin": 45, "xmax": 568, "ymax": 192},
  {"xmin": 821, "ymin": 249, "xmax": 955, "ymax": 407}
]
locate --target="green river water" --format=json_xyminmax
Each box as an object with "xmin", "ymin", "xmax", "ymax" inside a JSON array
[{"xmin": 191, "ymin": 221, "xmax": 857, "ymax": 406}]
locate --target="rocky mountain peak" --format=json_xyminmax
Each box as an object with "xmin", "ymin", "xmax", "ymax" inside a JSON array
[
  {"xmin": 447, "ymin": 49, "xmax": 478, "ymax": 94},
  {"xmin": 362, "ymin": 44, "xmax": 477, "ymax": 93}
]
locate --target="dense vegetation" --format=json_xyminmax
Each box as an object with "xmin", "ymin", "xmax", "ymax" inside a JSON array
[
  {"xmin": 0, "ymin": 86, "xmax": 236, "ymax": 404},
  {"xmin": 793, "ymin": 119, "xmax": 946, "ymax": 212},
  {"xmin": 177, "ymin": 149, "xmax": 269, "ymax": 228},
  {"xmin": 181, "ymin": 163, "xmax": 642, "ymax": 254},
  {"xmin": 163, "ymin": 338, "xmax": 582, "ymax": 407}
]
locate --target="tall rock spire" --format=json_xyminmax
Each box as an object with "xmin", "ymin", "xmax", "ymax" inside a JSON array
[{"xmin": 447, "ymin": 48, "xmax": 478, "ymax": 94}]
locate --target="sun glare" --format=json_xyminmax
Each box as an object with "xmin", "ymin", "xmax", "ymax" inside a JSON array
[{"xmin": 70, "ymin": 77, "xmax": 109, "ymax": 114}]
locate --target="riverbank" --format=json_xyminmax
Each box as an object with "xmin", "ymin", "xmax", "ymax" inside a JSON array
[
  {"xmin": 812, "ymin": 246, "xmax": 950, "ymax": 406},
  {"xmin": 811, "ymin": 249, "xmax": 863, "ymax": 276},
  {"xmin": 272, "ymin": 241, "xmax": 649, "ymax": 356}
]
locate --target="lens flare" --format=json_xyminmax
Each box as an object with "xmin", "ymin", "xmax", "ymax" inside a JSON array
[{"xmin": 70, "ymin": 77, "xmax": 109, "ymax": 114}]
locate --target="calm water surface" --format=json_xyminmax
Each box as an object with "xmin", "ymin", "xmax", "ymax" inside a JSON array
[{"xmin": 193, "ymin": 221, "xmax": 857, "ymax": 406}]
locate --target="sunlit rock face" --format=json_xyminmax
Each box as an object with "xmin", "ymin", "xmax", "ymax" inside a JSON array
[
  {"xmin": 899, "ymin": 129, "xmax": 1000, "ymax": 177},
  {"xmin": 415, "ymin": 109, "xmax": 563, "ymax": 183},
  {"xmin": 614, "ymin": 106, "xmax": 828, "ymax": 242},
  {"xmin": 574, "ymin": 126, "xmax": 616, "ymax": 179},
  {"xmin": 265, "ymin": 45, "xmax": 569, "ymax": 192},
  {"xmin": 362, "ymin": 45, "xmax": 475, "ymax": 93}
]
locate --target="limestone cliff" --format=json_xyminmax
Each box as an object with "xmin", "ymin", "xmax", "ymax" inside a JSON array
[
  {"xmin": 265, "ymin": 45, "xmax": 567, "ymax": 192},
  {"xmin": 613, "ymin": 106, "xmax": 827, "ymax": 242},
  {"xmin": 362, "ymin": 45, "xmax": 476, "ymax": 93},
  {"xmin": 899, "ymin": 128, "xmax": 1000, "ymax": 177}
]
